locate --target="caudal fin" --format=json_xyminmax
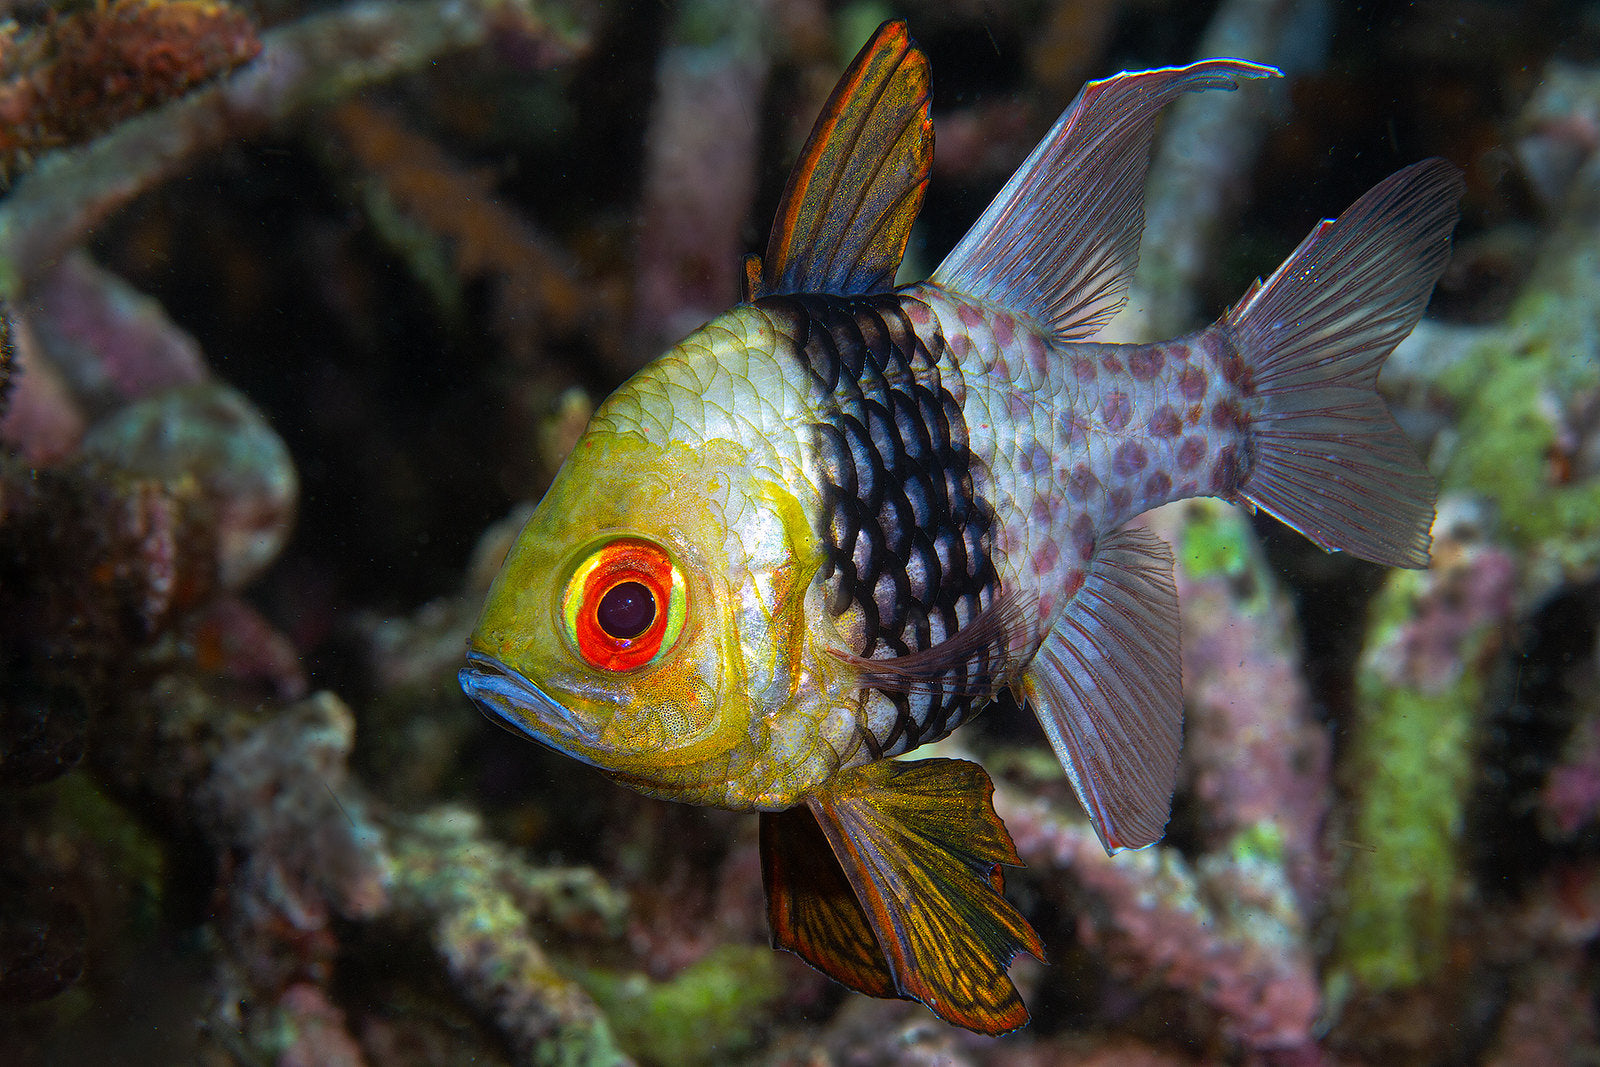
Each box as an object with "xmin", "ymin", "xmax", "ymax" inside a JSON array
[{"xmin": 1224, "ymin": 158, "xmax": 1464, "ymax": 568}]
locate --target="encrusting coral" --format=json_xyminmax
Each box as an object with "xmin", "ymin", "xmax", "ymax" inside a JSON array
[{"xmin": 0, "ymin": 0, "xmax": 262, "ymax": 180}]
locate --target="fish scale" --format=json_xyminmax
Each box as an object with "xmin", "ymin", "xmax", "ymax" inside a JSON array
[{"xmin": 762, "ymin": 292, "xmax": 1003, "ymax": 756}]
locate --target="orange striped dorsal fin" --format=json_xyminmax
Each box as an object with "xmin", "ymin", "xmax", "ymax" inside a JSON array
[{"xmin": 757, "ymin": 21, "xmax": 932, "ymax": 298}]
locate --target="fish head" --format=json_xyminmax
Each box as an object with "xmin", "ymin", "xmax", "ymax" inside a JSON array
[{"xmin": 461, "ymin": 372, "xmax": 832, "ymax": 803}]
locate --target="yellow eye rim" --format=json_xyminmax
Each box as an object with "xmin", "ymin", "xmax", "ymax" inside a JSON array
[{"xmin": 561, "ymin": 538, "xmax": 687, "ymax": 672}]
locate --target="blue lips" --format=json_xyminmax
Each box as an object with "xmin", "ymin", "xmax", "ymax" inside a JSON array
[{"xmin": 459, "ymin": 651, "xmax": 605, "ymax": 768}]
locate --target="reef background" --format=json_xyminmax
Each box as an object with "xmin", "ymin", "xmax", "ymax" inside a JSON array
[{"xmin": 2, "ymin": 0, "xmax": 1598, "ymax": 1064}]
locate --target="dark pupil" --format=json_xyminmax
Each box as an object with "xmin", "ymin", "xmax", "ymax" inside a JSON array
[{"xmin": 596, "ymin": 581, "xmax": 656, "ymax": 640}]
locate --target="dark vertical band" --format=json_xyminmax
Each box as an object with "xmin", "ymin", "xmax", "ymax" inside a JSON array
[{"xmin": 763, "ymin": 292, "xmax": 1000, "ymax": 752}]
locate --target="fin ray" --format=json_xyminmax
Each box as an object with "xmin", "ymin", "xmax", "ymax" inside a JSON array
[
  {"xmin": 828, "ymin": 591, "xmax": 1034, "ymax": 697},
  {"xmin": 760, "ymin": 807, "xmax": 897, "ymax": 998},
  {"xmin": 1225, "ymin": 158, "xmax": 1464, "ymax": 567},
  {"xmin": 1027, "ymin": 525, "xmax": 1182, "ymax": 853},
  {"xmin": 932, "ymin": 59, "xmax": 1278, "ymax": 340},
  {"xmin": 807, "ymin": 758, "xmax": 1045, "ymax": 1035},
  {"xmin": 760, "ymin": 21, "xmax": 932, "ymax": 298}
]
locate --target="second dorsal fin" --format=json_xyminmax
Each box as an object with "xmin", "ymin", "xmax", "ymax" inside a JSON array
[
  {"xmin": 753, "ymin": 21, "xmax": 933, "ymax": 300},
  {"xmin": 932, "ymin": 59, "xmax": 1278, "ymax": 340}
]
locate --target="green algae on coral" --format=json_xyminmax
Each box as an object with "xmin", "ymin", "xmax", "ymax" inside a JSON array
[
  {"xmin": 1331, "ymin": 529, "xmax": 1515, "ymax": 992},
  {"xmin": 1173, "ymin": 499, "xmax": 1272, "ymax": 612},
  {"xmin": 1433, "ymin": 287, "xmax": 1600, "ymax": 586},
  {"xmin": 572, "ymin": 944, "xmax": 785, "ymax": 1067},
  {"xmin": 389, "ymin": 807, "xmax": 630, "ymax": 1067}
]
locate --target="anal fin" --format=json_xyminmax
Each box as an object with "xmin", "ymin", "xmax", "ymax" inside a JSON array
[
  {"xmin": 772, "ymin": 758, "xmax": 1045, "ymax": 1035},
  {"xmin": 1026, "ymin": 524, "xmax": 1183, "ymax": 853}
]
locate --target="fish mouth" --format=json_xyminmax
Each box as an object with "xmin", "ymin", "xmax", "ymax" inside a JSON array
[{"xmin": 459, "ymin": 651, "xmax": 607, "ymax": 769}]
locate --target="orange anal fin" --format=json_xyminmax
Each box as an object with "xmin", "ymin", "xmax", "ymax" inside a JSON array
[
  {"xmin": 759, "ymin": 806, "xmax": 898, "ymax": 1000},
  {"xmin": 806, "ymin": 758, "xmax": 1046, "ymax": 1035}
]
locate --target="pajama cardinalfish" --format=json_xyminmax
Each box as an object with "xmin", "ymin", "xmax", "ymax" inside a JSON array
[{"xmin": 461, "ymin": 21, "xmax": 1463, "ymax": 1034}]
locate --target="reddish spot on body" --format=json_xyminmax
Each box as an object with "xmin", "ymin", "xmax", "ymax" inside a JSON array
[
  {"xmin": 1100, "ymin": 352, "xmax": 1123, "ymax": 374},
  {"xmin": 1168, "ymin": 341, "xmax": 1192, "ymax": 362},
  {"xmin": 1026, "ymin": 332, "xmax": 1049, "ymax": 375},
  {"xmin": 1129, "ymin": 347, "xmax": 1164, "ymax": 381},
  {"xmin": 1062, "ymin": 568, "xmax": 1086, "ymax": 600},
  {"xmin": 1033, "ymin": 539, "xmax": 1060, "ymax": 574},
  {"xmin": 1073, "ymin": 514, "xmax": 1096, "ymax": 560},
  {"xmin": 1025, "ymin": 443, "xmax": 1050, "ymax": 475},
  {"xmin": 993, "ymin": 355, "xmax": 1013, "ymax": 380},
  {"xmin": 1210, "ymin": 445, "xmax": 1240, "ymax": 493},
  {"xmin": 1147, "ymin": 405, "xmax": 1182, "ymax": 438},
  {"xmin": 993, "ymin": 314, "xmax": 1014, "ymax": 346},
  {"xmin": 1179, "ymin": 365, "xmax": 1208, "ymax": 402},
  {"xmin": 1213, "ymin": 347, "xmax": 1248, "ymax": 386},
  {"xmin": 951, "ymin": 333, "xmax": 973, "ymax": 360},
  {"xmin": 1102, "ymin": 391, "xmax": 1132, "ymax": 431},
  {"xmin": 1211, "ymin": 399, "xmax": 1247, "ymax": 433},
  {"xmin": 958, "ymin": 302, "xmax": 985, "ymax": 328},
  {"xmin": 1031, "ymin": 495, "xmax": 1053, "ymax": 524},
  {"xmin": 1072, "ymin": 357, "xmax": 1097, "ymax": 383},
  {"xmin": 1060, "ymin": 412, "xmax": 1090, "ymax": 447},
  {"xmin": 906, "ymin": 300, "xmax": 931, "ymax": 327},
  {"xmin": 1067, "ymin": 464, "xmax": 1099, "ymax": 501},
  {"xmin": 1177, "ymin": 435, "xmax": 1206, "ymax": 471},
  {"xmin": 1144, "ymin": 471, "xmax": 1172, "ymax": 502},
  {"xmin": 1108, "ymin": 486, "xmax": 1133, "ymax": 513},
  {"xmin": 1112, "ymin": 442, "xmax": 1148, "ymax": 477}
]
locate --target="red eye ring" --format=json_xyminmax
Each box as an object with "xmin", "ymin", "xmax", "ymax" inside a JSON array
[{"xmin": 562, "ymin": 539, "xmax": 687, "ymax": 672}]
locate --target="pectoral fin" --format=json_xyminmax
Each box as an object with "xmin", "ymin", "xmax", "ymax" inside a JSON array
[{"xmin": 762, "ymin": 757, "xmax": 1045, "ymax": 1035}]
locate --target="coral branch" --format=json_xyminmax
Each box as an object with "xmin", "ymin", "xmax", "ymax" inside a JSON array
[
  {"xmin": 0, "ymin": 0, "xmax": 589, "ymax": 300},
  {"xmin": 0, "ymin": 0, "xmax": 262, "ymax": 177},
  {"xmin": 630, "ymin": 0, "xmax": 773, "ymax": 362},
  {"xmin": 1143, "ymin": 500, "xmax": 1330, "ymax": 907},
  {"xmin": 995, "ymin": 785, "xmax": 1321, "ymax": 1054},
  {"xmin": 1332, "ymin": 498, "xmax": 1517, "ymax": 992}
]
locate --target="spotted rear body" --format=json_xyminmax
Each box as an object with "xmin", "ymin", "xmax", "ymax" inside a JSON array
[{"xmin": 760, "ymin": 288, "xmax": 1253, "ymax": 764}]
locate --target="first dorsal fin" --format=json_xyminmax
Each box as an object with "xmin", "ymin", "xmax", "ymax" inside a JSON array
[
  {"xmin": 932, "ymin": 59, "xmax": 1278, "ymax": 340},
  {"xmin": 753, "ymin": 21, "xmax": 933, "ymax": 299}
]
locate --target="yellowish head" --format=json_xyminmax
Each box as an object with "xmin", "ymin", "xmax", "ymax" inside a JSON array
[{"xmin": 460, "ymin": 349, "xmax": 848, "ymax": 809}]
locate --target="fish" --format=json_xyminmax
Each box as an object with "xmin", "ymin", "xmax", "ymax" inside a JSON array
[{"xmin": 460, "ymin": 21, "xmax": 1463, "ymax": 1035}]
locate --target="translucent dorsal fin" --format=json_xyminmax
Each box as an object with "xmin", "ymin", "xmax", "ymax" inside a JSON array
[
  {"xmin": 756, "ymin": 21, "xmax": 933, "ymax": 298},
  {"xmin": 932, "ymin": 59, "xmax": 1278, "ymax": 340}
]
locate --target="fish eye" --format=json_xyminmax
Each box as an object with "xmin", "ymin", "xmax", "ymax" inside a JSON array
[
  {"xmin": 596, "ymin": 581, "xmax": 655, "ymax": 639},
  {"xmin": 561, "ymin": 539, "xmax": 687, "ymax": 672}
]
